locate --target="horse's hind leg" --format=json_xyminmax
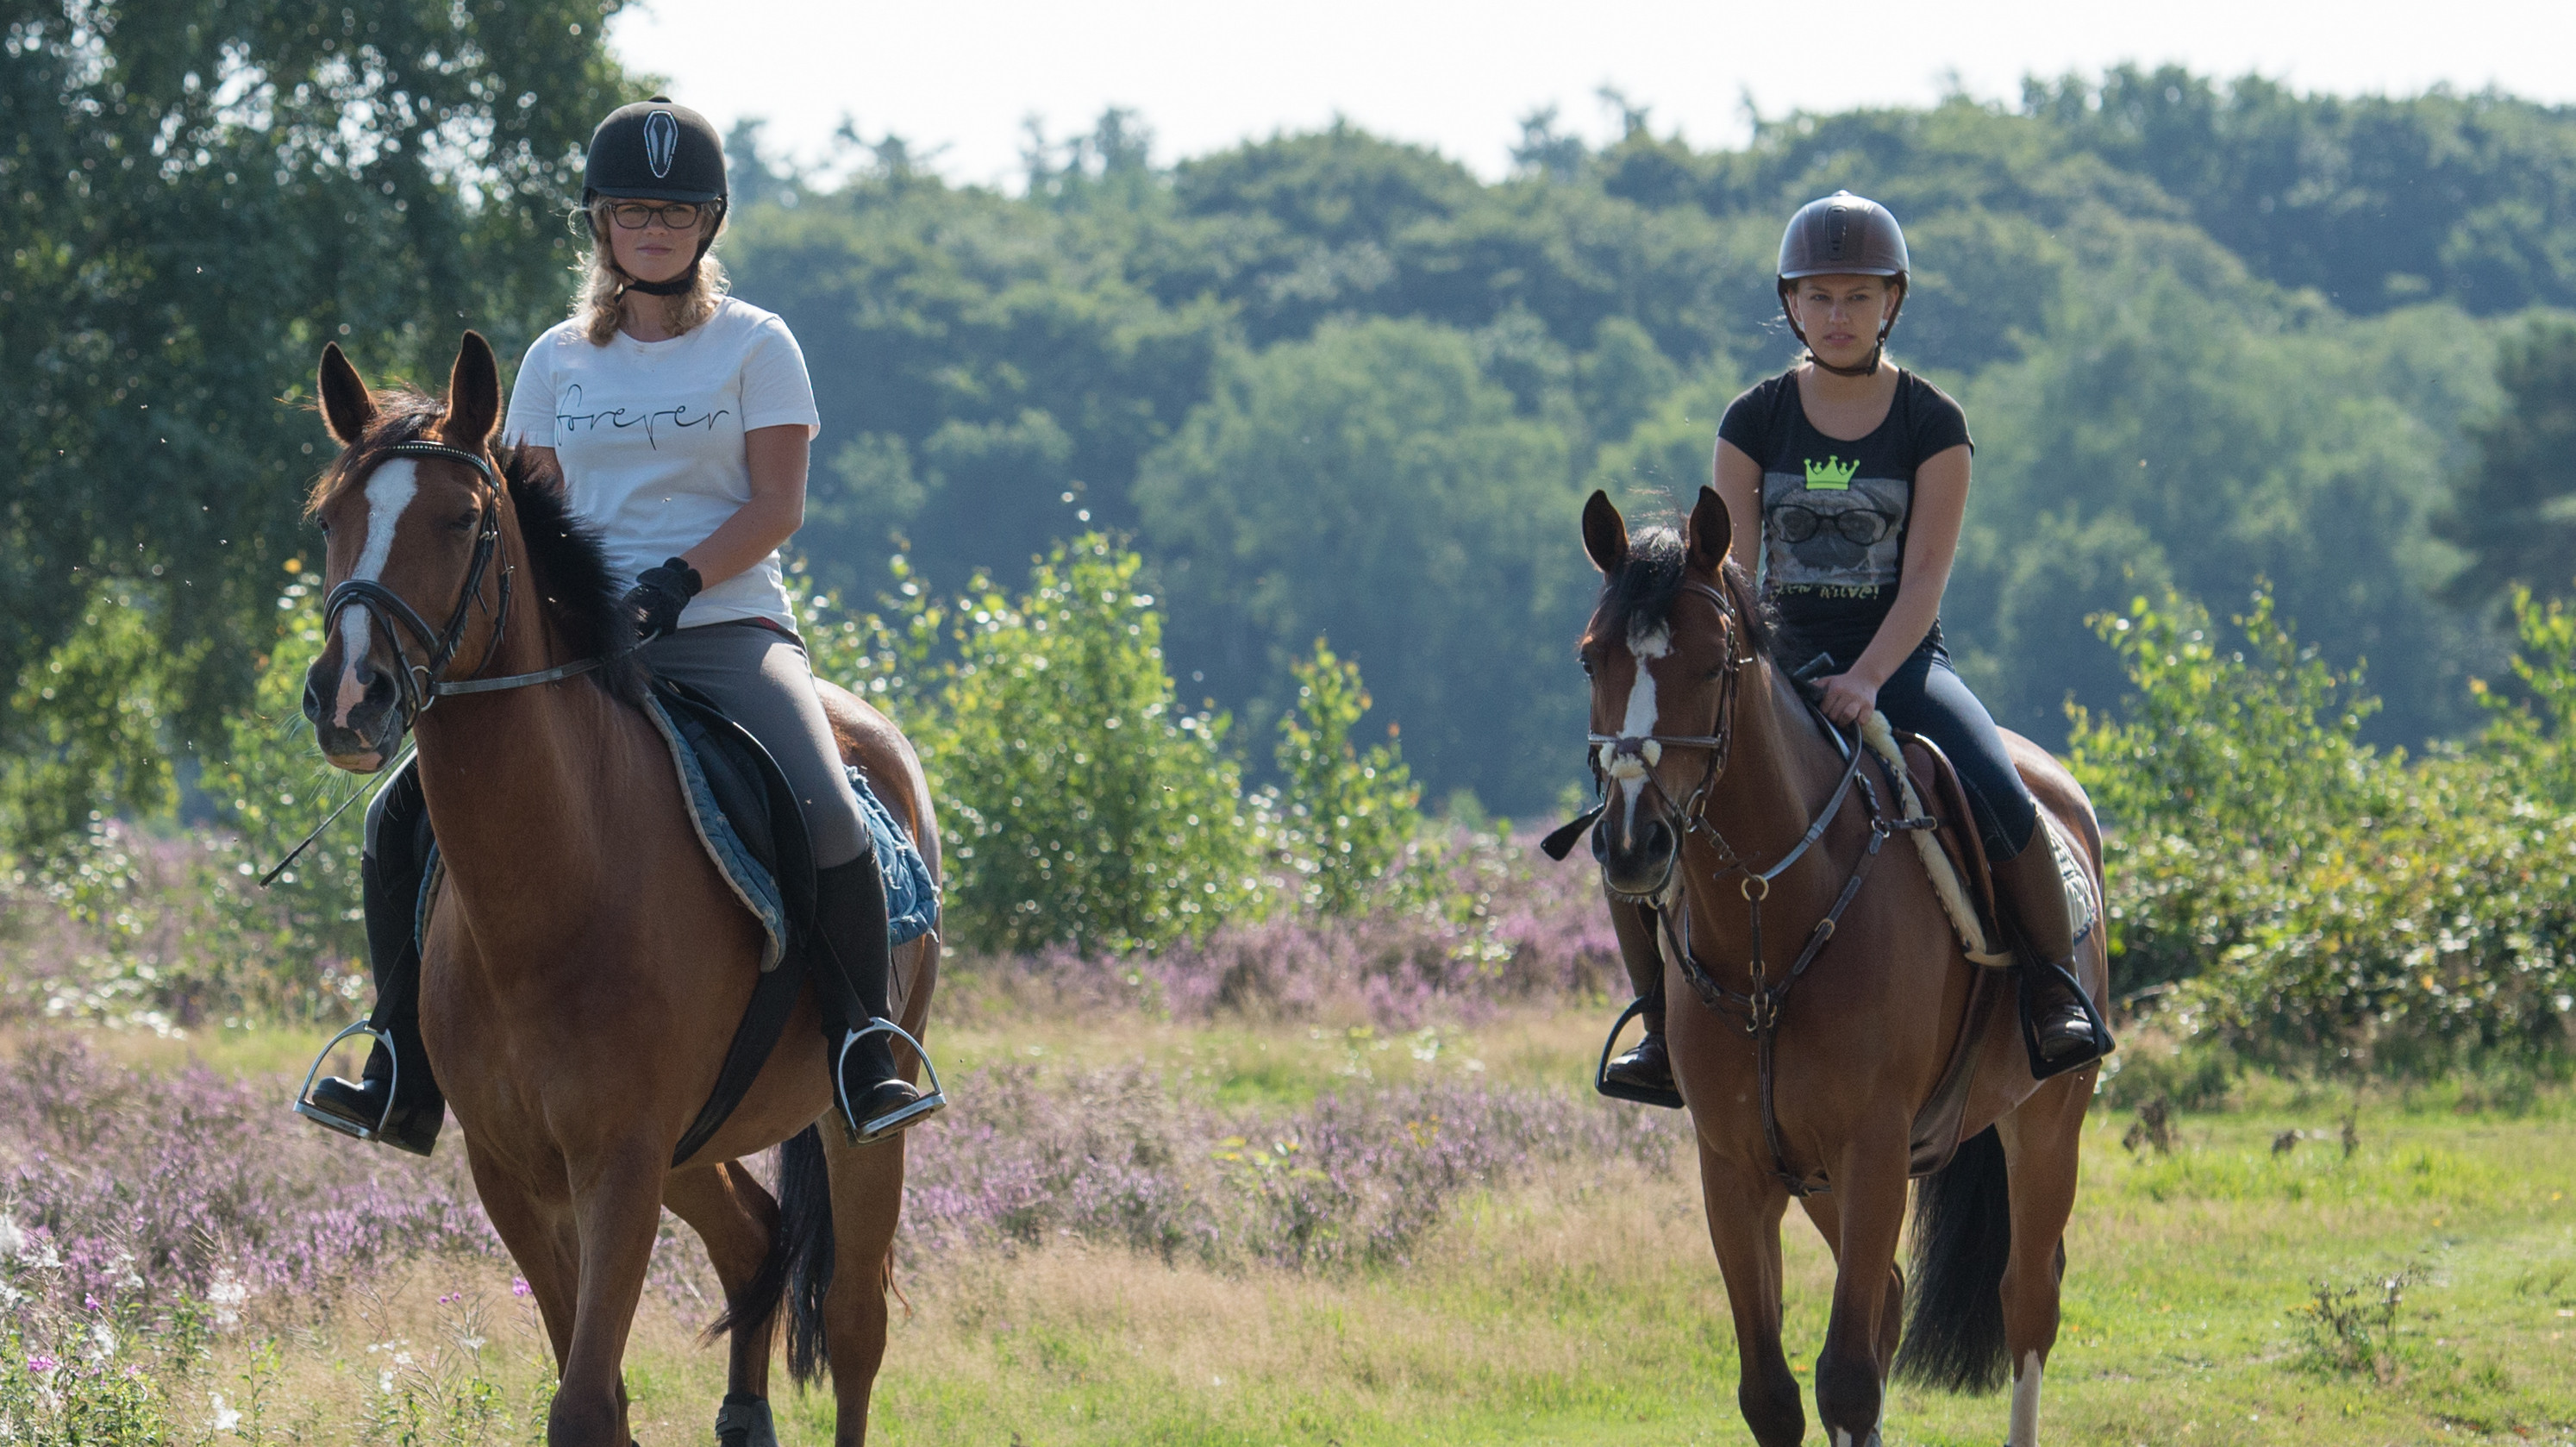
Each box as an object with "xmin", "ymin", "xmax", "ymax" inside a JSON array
[
  {"xmin": 1994, "ymin": 1067, "xmax": 2095, "ymax": 1447},
  {"xmin": 1698, "ymin": 1142, "xmax": 1803, "ymax": 1447},
  {"xmin": 810, "ymin": 1128, "xmax": 909, "ymax": 1445},
  {"xmin": 665, "ymin": 1161, "xmax": 783, "ymax": 1405}
]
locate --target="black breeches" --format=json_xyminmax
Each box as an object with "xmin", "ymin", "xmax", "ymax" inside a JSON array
[{"xmin": 1788, "ymin": 624, "xmax": 2041, "ymax": 861}]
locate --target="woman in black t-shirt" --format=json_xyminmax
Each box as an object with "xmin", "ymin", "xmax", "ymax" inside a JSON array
[{"xmin": 1598, "ymin": 191, "xmax": 2100, "ymax": 1101}]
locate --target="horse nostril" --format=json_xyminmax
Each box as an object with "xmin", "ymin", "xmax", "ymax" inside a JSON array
[
  {"xmin": 302, "ymin": 678, "xmax": 324, "ymax": 723},
  {"xmin": 353, "ymin": 658, "xmax": 380, "ymax": 689}
]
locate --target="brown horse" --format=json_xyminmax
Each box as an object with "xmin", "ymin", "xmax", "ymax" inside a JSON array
[
  {"xmin": 300, "ymin": 332, "xmax": 935, "ymax": 1445},
  {"xmin": 1578, "ymin": 487, "xmax": 2104, "ymax": 1447}
]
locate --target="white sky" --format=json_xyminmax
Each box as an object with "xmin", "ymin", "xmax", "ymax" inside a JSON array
[{"xmin": 610, "ymin": 0, "xmax": 2576, "ymax": 187}]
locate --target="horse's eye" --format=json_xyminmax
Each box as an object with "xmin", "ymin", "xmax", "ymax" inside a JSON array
[{"xmin": 449, "ymin": 511, "xmax": 478, "ymax": 532}]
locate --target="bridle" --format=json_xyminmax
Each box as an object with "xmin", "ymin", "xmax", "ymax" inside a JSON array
[
  {"xmin": 321, "ymin": 440, "xmax": 606, "ymax": 729},
  {"xmin": 1573, "ymin": 567, "xmax": 1930, "ymax": 1198}
]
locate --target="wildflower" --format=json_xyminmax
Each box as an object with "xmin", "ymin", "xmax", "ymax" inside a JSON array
[
  {"xmin": 210, "ymin": 1392, "xmax": 242, "ymax": 1432},
  {"xmin": 25, "ymin": 1353, "xmax": 57, "ymax": 1375},
  {"xmin": 208, "ymin": 1269, "xmax": 250, "ymax": 1329},
  {"xmin": 511, "ymin": 1277, "xmax": 531, "ymax": 1298}
]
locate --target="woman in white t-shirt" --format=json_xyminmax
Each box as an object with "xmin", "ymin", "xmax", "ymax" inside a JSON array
[{"xmin": 301, "ymin": 98, "xmax": 941, "ymax": 1156}]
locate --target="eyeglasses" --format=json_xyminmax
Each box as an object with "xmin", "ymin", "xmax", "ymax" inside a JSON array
[
  {"xmin": 606, "ymin": 201, "xmax": 704, "ymax": 231},
  {"xmin": 1774, "ymin": 505, "xmax": 1894, "ymax": 547}
]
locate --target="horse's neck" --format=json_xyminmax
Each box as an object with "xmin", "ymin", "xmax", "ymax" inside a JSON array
[
  {"xmin": 408, "ymin": 536, "xmax": 653, "ymax": 932},
  {"xmin": 1688, "ymin": 660, "xmax": 1853, "ymax": 899}
]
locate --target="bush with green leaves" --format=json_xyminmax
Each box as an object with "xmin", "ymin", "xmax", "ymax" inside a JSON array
[
  {"xmin": 797, "ymin": 542, "xmax": 1446, "ymax": 954},
  {"xmin": 1272, "ymin": 640, "xmax": 1423, "ymax": 916},
  {"xmin": 2073, "ymin": 585, "xmax": 2576, "ymax": 1074},
  {"xmin": 802, "ymin": 538, "xmax": 1279, "ymax": 955}
]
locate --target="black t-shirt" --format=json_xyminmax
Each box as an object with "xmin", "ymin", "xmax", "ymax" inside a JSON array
[{"xmin": 1716, "ymin": 367, "xmax": 1973, "ymax": 647}]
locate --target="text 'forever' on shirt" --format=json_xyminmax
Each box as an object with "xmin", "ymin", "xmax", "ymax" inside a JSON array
[{"xmin": 503, "ymin": 296, "xmax": 821, "ymax": 632}]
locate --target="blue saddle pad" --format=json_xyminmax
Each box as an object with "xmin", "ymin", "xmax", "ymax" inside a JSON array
[{"xmin": 851, "ymin": 765, "xmax": 939, "ymax": 949}]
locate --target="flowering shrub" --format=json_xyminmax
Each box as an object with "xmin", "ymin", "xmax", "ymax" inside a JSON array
[
  {"xmin": 962, "ymin": 825, "xmax": 1623, "ymax": 1029},
  {"xmin": 902, "ymin": 1064, "xmax": 1679, "ymax": 1271},
  {"xmin": 0, "ymin": 1039, "xmax": 495, "ymax": 1325}
]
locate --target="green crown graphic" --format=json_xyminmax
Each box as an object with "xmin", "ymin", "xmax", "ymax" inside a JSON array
[{"xmin": 1803, "ymin": 455, "xmax": 1860, "ymax": 491}]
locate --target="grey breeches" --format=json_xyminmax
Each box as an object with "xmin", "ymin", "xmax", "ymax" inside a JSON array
[{"xmin": 641, "ymin": 621, "xmax": 871, "ymax": 868}]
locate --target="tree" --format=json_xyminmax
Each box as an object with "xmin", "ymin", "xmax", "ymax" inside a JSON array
[
  {"xmin": 2435, "ymin": 318, "xmax": 2576, "ymax": 611},
  {"xmin": 1, "ymin": 0, "xmax": 631, "ymax": 852},
  {"xmin": 1136, "ymin": 318, "xmax": 1585, "ymax": 813}
]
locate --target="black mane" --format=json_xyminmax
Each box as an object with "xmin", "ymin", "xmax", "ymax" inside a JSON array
[
  {"xmin": 311, "ymin": 392, "xmax": 647, "ymax": 706},
  {"xmin": 1585, "ymin": 523, "xmax": 1774, "ymax": 658}
]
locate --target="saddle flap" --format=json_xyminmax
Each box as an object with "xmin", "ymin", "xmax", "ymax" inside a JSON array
[
  {"xmin": 645, "ymin": 683, "xmax": 816, "ymax": 972},
  {"xmin": 1898, "ymin": 732, "xmax": 2001, "ymax": 941}
]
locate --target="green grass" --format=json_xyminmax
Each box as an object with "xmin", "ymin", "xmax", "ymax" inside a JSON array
[{"xmin": 104, "ymin": 1011, "xmax": 2576, "ymax": 1443}]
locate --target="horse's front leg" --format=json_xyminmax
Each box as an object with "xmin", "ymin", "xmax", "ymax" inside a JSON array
[
  {"xmin": 1697, "ymin": 1140, "xmax": 1803, "ymax": 1447},
  {"xmin": 548, "ymin": 1143, "xmax": 669, "ymax": 1447},
  {"xmin": 1814, "ymin": 1124, "xmax": 1910, "ymax": 1447},
  {"xmin": 1796, "ymin": 1190, "xmax": 1904, "ymax": 1372}
]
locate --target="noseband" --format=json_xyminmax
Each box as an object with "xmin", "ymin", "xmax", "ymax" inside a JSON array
[{"xmin": 322, "ymin": 440, "xmax": 605, "ymax": 728}]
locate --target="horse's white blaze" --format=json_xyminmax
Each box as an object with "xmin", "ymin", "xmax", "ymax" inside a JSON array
[
  {"xmin": 332, "ymin": 459, "xmax": 419, "ymax": 728},
  {"xmin": 1611, "ymin": 624, "xmax": 1671, "ymax": 831},
  {"xmin": 2007, "ymin": 1350, "xmax": 2042, "ymax": 1446}
]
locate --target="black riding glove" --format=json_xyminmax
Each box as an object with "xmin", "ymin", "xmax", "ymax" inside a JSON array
[{"xmin": 623, "ymin": 557, "xmax": 702, "ymax": 642}]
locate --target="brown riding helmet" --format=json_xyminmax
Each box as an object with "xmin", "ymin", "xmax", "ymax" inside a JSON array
[{"xmin": 1776, "ymin": 191, "xmax": 1910, "ymax": 375}]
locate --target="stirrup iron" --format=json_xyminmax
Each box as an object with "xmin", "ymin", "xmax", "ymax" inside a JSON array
[
  {"xmin": 835, "ymin": 1018, "xmax": 946, "ymax": 1145},
  {"xmin": 1595, "ymin": 994, "xmax": 1685, "ymax": 1109},
  {"xmin": 292, "ymin": 1020, "xmax": 401, "ymax": 1141}
]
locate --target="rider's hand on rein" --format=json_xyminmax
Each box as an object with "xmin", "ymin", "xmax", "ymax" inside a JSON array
[{"xmin": 625, "ymin": 557, "xmax": 703, "ymax": 642}]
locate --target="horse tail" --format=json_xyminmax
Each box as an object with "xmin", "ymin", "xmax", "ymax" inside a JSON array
[
  {"xmin": 1891, "ymin": 1124, "xmax": 2012, "ymax": 1394},
  {"xmin": 772, "ymin": 1124, "xmax": 837, "ymax": 1384},
  {"xmin": 710, "ymin": 1125, "xmax": 835, "ymax": 1381}
]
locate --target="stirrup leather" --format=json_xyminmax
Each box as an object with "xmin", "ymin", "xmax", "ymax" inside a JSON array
[
  {"xmin": 292, "ymin": 1020, "xmax": 402, "ymax": 1141},
  {"xmin": 835, "ymin": 1018, "xmax": 947, "ymax": 1145}
]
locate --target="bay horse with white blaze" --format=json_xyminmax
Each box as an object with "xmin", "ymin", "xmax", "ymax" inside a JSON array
[
  {"xmin": 300, "ymin": 332, "xmax": 933, "ymax": 1446},
  {"xmin": 1577, "ymin": 487, "xmax": 2104, "ymax": 1447}
]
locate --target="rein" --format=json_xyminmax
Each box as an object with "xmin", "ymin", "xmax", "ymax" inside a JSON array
[{"xmin": 1587, "ymin": 573, "xmax": 1929, "ymax": 1197}]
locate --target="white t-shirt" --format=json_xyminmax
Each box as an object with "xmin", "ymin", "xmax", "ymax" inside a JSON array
[{"xmin": 504, "ymin": 297, "xmax": 821, "ymax": 630}]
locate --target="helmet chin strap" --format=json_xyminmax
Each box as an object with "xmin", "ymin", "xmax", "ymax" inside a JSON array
[{"xmin": 1809, "ymin": 343, "xmax": 1884, "ymax": 378}]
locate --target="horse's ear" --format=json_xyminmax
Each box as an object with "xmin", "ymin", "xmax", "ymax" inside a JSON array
[
  {"xmin": 1582, "ymin": 490, "xmax": 1628, "ymax": 576},
  {"xmin": 317, "ymin": 342, "xmax": 377, "ymax": 447},
  {"xmin": 1686, "ymin": 485, "xmax": 1733, "ymax": 574},
  {"xmin": 438, "ymin": 331, "xmax": 502, "ymax": 449}
]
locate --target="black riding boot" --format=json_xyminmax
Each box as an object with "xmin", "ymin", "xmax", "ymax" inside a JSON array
[
  {"xmin": 1598, "ymin": 897, "xmax": 1680, "ymax": 1104},
  {"xmin": 1991, "ymin": 835, "xmax": 2110, "ymax": 1075},
  {"xmin": 301, "ymin": 764, "xmax": 447, "ymax": 1156},
  {"xmin": 813, "ymin": 854, "xmax": 942, "ymax": 1145}
]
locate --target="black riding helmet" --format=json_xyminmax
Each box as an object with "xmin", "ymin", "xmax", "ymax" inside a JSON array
[
  {"xmin": 583, "ymin": 97, "xmax": 728, "ymax": 296},
  {"xmin": 1776, "ymin": 190, "xmax": 1910, "ymax": 377}
]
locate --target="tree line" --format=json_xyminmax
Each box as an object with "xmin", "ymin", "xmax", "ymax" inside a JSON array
[{"xmin": 9, "ymin": 14, "xmax": 2576, "ymax": 837}]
